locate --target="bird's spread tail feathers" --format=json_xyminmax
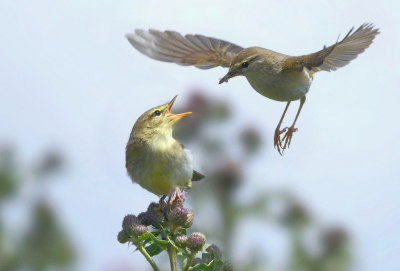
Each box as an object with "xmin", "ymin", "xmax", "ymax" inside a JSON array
[{"xmin": 283, "ymin": 23, "xmax": 379, "ymax": 72}]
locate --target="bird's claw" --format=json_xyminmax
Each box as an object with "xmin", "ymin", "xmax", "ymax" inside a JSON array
[
  {"xmin": 156, "ymin": 195, "xmax": 168, "ymax": 211},
  {"xmin": 281, "ymin": 126, "xmax": 298, "ymax": 151},
  {"xmin": 168, "ymin": 187, "xmax": 185, "ymax": 210},
  {"xmin": 274, "ymin": 127, "xmax": 288, "ymax": 155}
]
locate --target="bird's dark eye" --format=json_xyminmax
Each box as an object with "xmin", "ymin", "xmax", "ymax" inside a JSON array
[
  {"xmin": 242, "ymin": 62, "xmax": 249, "ymax": 68},
  {"xmin": 154, "ymin": 110, "xmax": 161, "ymax": 116}
]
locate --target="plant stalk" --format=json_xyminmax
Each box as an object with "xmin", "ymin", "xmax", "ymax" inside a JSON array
[
  {"xmin": 167, "ymin": 245, "xmax": 178, "ymax": 271},
  {"xmin": 182, "ymin": 252, "xmax": 195, "ymax": 271},
  {"xmin": 136, "ymin": 243, "xmax": 160, "ymax": 271}
]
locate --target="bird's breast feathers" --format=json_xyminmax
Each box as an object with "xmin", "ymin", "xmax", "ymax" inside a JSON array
[
  {"xmin": 245, "ymin": 67, "xmax": 313, "ymax": 102},
  {"xmin": 126, "ymin": 137, "xmax": 193, "ymax": 195}
]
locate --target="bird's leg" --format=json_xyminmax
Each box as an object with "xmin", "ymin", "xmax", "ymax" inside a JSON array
[
  {"xmin": 281, "ymin": 96, "xmax": 306, "ymax": 151},
  {"xmin": 168, "ymin": 187, "xmax": 185, "ymax": 210},
  {"xmin": 274, "ymin": 102, "xmax": 291, "ymax": 155},
  {"xmin": 180, "ymin": 180, "xmax": 192, "ymax": 191},
  {"xmin": 169, "ymin": 187, "xmax": 186, "ymax": 202},
  {"xmin": 156, "ymin": 195, "xmax": 167, "ymax": 211}
]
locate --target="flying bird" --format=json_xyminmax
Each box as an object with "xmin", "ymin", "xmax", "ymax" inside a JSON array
[{"xmin": 126, "ymin": 24, "xmax": 379, "ymax": 154}]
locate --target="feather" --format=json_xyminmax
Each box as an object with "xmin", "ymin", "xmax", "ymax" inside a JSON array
[
  {"xmin": 282, "ymin": 23, "xmax": 379, "ymax": 72},
  {"xmin": 192, "ymin": 170, "xmax": 205, "ymax": 181},
  {"xmin": 126, "ymin": 29, "xmax": 244, "ymax": 68}
]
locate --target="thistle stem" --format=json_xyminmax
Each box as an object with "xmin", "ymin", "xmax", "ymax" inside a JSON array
[
  {"xmin": 183, "ymin": 248, "xmax": 190, "ymax": 255},
  {"xmin": 170, "ymin": 225, "xmax": 178, "ymax": 235},
  {"xmin": 136, "ymin": 243, "xmax": 160, "ymax": 271},
  {"xmin": 167, "ymin": 245, "xmax": 178, "ymax": 271},
  {"xmin": 182, "ymin": 252, "xmax": 195, "ymax": 271}
]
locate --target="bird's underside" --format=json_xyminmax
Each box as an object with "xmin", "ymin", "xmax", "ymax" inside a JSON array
[{"xmin": 126, "ymin": 24, "xmax": 379, "ymax": 154}]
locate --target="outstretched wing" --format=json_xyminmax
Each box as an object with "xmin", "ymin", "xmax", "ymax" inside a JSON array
[
  {"xmin": 283, "ymin": 23, "xmax": 379, "ymax": 72},
  {"xmin": 126, "ymin": 29, "xmax": 243, "ymax": 69}
]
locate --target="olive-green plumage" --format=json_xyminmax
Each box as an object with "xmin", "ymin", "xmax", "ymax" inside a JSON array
[
  {"xmin": 126, "ymin": 95, "xmax": 204, "ymax": 196},
  {"xmin": 126, "ymin": 24, "xmax": 379, "ymax": 154}
]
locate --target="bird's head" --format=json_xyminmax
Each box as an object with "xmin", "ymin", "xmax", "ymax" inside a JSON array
[
  {"xmin": 219, "ymin": 48, "xmax": 262, "ymax": 84},
  {"xmin": 132, "ymin": 95, "xmax": 191, "ymax": 140}
]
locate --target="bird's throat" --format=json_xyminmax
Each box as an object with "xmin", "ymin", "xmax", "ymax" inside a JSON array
[{"xmin": 149, "ymin": 131, "xmax": 175, "ymax": 152}]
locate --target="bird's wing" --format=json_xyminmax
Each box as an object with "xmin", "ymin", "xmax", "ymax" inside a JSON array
[
  {"xmin": 177, "ymin": 141, "xmax": 205, "ymax": 181},
  {"xmin": 126, "ymin": 29, "xmax": 243, "ymax": 69},
  {"xmin": 192, "ymin": 170, "xmax": 205, "ymax": 181},
  {"xmin": 282, "ymin": 23, "xmax": 379, "ymax": 72}
]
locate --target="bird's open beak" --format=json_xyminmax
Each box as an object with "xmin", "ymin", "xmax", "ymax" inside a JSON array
[
  {"xmin": 166, "ymin": 95, "xmax": 192, "ymax": 122},
  {"xmin": 219, "ymin": 69, "xmax": 242, "ymax": 84}
]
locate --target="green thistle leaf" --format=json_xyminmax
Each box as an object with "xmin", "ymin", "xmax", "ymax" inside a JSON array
[
  {"xmin": 188, "ymin": 260, "xmax": 214, "ymax": 271},
  {"xmin": 198, "ymin": 244, "xmax": 211, "ymax": 254},
  {"xmin": 144, "ymin": 243, "xmax": 166, "ymax": 257}
]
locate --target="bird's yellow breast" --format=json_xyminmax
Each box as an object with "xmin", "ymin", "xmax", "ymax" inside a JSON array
[{"xmin": 126, "ymin": 135, "xmax": 193, "ymax": 195}]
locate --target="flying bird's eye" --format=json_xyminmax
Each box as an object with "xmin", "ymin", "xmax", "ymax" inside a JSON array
[
  {"xmin": 242, "ymin": 62, "xmax": 249, "ymax": 68},
  {"xmin": 154, "ymin": 110, "xmax": 161, "ymax": 116}
]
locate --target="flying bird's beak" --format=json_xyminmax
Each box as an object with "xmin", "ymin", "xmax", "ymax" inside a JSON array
[
  {"xmin": 166, "ymin": 95, "xmax": 192, "ymax": 122},
  {"xmin": 219, "ymin": 69, "xmax": 242, "ymax": 84}
]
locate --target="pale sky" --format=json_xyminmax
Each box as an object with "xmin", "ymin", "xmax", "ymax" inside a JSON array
[{"xmin": 1, "ymin": 0, "xmax": 399, "ymax": 270}]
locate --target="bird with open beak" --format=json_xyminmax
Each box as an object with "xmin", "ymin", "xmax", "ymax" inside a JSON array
[
  {"xmin": 126, "ymin": 24, "xmax": 379, "ymax": 154},
  {"xmin": 126, "ymin": 95, "xmax": 205, "ymax": 198}
]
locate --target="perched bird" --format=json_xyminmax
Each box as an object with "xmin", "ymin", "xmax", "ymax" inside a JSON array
[
  {"xmin": 126, "ymin": 24, "xmax": 379, "ymax": 154},
  {"xmin": 126, "ymin": 95, "xmax": 205, "ymax": 198}
]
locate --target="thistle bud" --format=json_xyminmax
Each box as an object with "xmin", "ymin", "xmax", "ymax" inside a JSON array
[
  {"xmin": 240, "ymin": 126, "xmax": 262, "ymax": 155},
  {"xmin": 174, "ymin": 235, "xmax": 187, "ymax": 248},
  {"xmin": 321, "ymin": 226, "xmax": 348, "ymax": 252},
  {"xmin": 183, "ymin": 211, "xmax": 194, "ymax": 228},
  {"xmin": 203, "ymin": 244, "xmax": 222, "ymax": 260},
  {"xmin": 132, "ymin": 224, "xmax": 148, "ymax": 237},
  {"xmin": 147, "ymin": 202, "xmax": 160, "ymax": 210},
  {"xmin": 138, "ymin": 202, "xmax": 165, "ymax": 229},
  {"xmin": 168, "ymin": 206, "xmax": 194, "ymax": 229},
  {"xmin": 213, "ymin": 161, "xmax": 242, "ymax": 195},
  {"xmin": 191, "ymin": 232, "xmax": 206, "ymax": 242},
  {"xmin": 122, "ymin": 215, "xmax": 140, "ymax": 235},
  {"xmin": 187, "ymin": 232, "xmax": 205, "ymax": 252},
  {"xmin": 117, "ymin": 230, "xmax": 129, "ymax": 244}
]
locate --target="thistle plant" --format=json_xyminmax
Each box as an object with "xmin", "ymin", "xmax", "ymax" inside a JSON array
[{"xmin": 117, "ymin": 188, "xmax": 233, "ymax": 271}]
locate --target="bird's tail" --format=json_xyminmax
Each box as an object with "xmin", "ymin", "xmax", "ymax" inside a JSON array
[{"xmin": 192, "ymin": 170, "xmax": 205, "ymax": 181}]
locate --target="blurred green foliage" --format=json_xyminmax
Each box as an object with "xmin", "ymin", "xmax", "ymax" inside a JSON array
[
  {"xmin": 174, "ymin": 91, "xmax": 352, "ymax": 271},
  {"xmin": 0, "ymin": 147, "xmax": 18, "ymax": 200},
  {"xmin": 0, "ymin": 91, "xmax": 352, "ymax": 271},
  {"xmin": 0, "ymin": 146, "xmax": 76, "ymax": 271}
]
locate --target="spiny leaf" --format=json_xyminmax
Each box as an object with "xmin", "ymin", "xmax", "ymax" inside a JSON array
[
  {"xmin": 148, "ymin": 232, "xmax": 168, "ymax": 245},
  {"xmin": 188, "ymin": 260, "xmax": 214, "ymax": 271},
  {"xmin": 145, "ymin": 243, "xmax": 166, "ymax": 257},
  {"xmin": 166, "ymin": 235, "xmax": 186, "ymax": 256},
  {"xmin": 138, "ymin": 232, "xmax": 150, "ymax": 242},
  {"xmin": 143, "ymin": 231, "xmax": 169, "ymax": 256},
  {"xmin": 210, "ymin": 249, "xmax": 224, "ymax": 271},
  {"xmin": 167, "ymin": 236, "xmax": 180, "ymax": 251},
  {"xmin": 198, "ymin": 244, "xmax": 211, "ymax": 254},
  {"xmin": 151, "ymin": 231, "xmax": 161, "ymax": 237}
]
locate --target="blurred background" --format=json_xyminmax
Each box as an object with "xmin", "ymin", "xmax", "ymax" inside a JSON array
[{"xmin": 0, "ymin": 0, "xmax": 399, "ymax": 270}]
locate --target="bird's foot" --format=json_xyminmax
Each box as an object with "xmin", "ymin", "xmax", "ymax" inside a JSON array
[
  {"xmin": 168, "ymin": 187, "xmax": 185, "ymax": 210},
  {"xmin": 156, "ymin": 195, "xmax": 168, "ymax": 211},
  {"xmin": 274, "ymin": 126, "xmax": 288, "ymax": 155},
  {"xmin": 281, "ymin": 126, "xmax": 298, "ymax": 152}
]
